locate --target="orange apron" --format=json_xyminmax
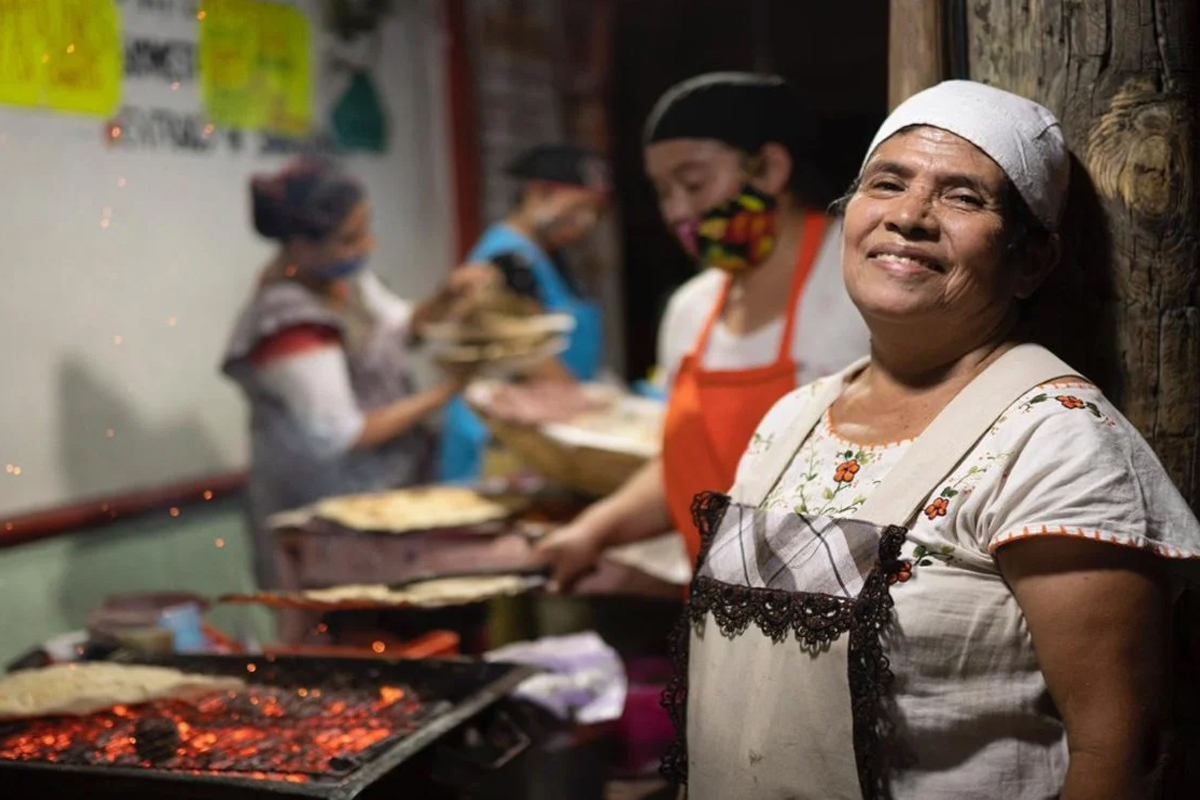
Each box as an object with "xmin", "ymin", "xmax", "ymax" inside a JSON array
[{"xmin": 662, "ymin": 212, "xmax": 829, "ymax": 561}]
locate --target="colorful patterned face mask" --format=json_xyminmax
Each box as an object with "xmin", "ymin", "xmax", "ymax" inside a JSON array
[{"xmin": 683, "ymin": 183, "xmax": 779, "ymax": 274}]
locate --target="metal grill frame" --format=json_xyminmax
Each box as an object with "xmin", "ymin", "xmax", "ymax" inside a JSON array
[{"xmin": 0, "ymin": 654, "xmax": 536, "ymax": 800}]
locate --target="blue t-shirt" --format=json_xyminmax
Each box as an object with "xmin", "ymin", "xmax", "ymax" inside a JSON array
[{"xmin": 439, "ymin": 224, "xmax": 603, "ymax": 482}]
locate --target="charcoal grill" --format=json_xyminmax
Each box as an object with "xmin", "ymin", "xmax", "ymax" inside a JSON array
[{"xmin": 0, "ymin": 653, "xmax": 537, "ymax": 800}]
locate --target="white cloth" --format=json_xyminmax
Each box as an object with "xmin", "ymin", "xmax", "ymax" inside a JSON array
[
  {"xmin": 724, "ymin": 375, "xmax": 1200, "ymax": 797},
  {"xmin": 257, "ymin": 348, "xmax": 365, "ymax": 460},
  {"xmin": 656, "ymin": 220, "xmax": 869, "ymax": 389},
  {"xmin": 485, "ymin": 632, "xmax": 627, "ymax": 724},
  {"xmin": 864, "ymin": 80, "xmax": 1069, "ymax": 230},
  {"xmin": 255, "ymin": 271, "xmax": 414, "ymax": 459},
  {"xmin": 356, "ymin": 270, "xmax": 415, "ymax": 332}
]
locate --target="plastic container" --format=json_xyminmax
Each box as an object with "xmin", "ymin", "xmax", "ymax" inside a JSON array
[
  {"xmin": 89, "ymin": 592, "xmax": 212, "ymax": 653},
  {"xmin": 159, "ymin": 603, "xmax": 207, "ymax": 652},
  {"xmin": 616, "ymin": 657, "xmax": 676, "ymax": 775}
]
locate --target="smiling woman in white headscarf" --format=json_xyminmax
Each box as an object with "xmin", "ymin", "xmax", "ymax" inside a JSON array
[{"xmin": 666, "ymin": 81, "xmax": 1200, "ymax": 799}]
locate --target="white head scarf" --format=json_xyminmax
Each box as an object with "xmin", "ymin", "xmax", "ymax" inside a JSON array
[{"xmin": 862, "ymin": 80, "xmax": 1070, "ymax": 231}]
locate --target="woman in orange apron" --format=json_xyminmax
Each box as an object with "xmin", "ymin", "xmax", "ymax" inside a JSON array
[{"xmin": 536, "ymin": 72, "xmax": 870, "ymax": 587}]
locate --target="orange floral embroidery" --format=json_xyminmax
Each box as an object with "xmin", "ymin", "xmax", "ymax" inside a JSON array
[
  {"xmin": 1056, "ymin": 395, "xmax": 1086, "ymax": 410},
  {"xmin": 924, "ymin": 497, "xmax": 949, "ymax": 520},
  {"xmin": 888, "ymin": 560, "xmax": 913, "ymax": 585},
  {"xmin": 833, "ymin": 460, "xmax": 860, "ymax": 483}
]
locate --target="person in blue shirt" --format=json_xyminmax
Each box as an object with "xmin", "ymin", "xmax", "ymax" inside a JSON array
[{"xmin": 440, "ymin": 144, "xmax": 610, "ymax": 481}]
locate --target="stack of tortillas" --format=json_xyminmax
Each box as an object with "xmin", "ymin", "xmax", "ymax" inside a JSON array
[
  {"xmin": 424, "ymin": 290, "xmax": 575, "ymax": 377},
  {"xmin": 0, "ymin": 663, "xmax": 245, "ymax": 720}
]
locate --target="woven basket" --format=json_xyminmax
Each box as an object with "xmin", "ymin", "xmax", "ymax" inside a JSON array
[{"xmin": 478, "ymin": 411, "xmax": 651, "ymax": 498}]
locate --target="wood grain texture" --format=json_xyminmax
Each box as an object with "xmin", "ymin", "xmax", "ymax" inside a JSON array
[
  {"xmin": 888, "ymin": 0, "xmax": 945, "ymax": 109},
  {"xmin": 968, "ymin": 0, "xmax": 1199, "ymax": 509},
  {"xmin": 968, "ymin": 2, "xmax": 1199, "ymax": 791}
]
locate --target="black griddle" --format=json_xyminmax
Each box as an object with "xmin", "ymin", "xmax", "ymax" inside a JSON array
[{"xmin": 0, "ymin": 653, "xmax": 537, "ymax": 800}]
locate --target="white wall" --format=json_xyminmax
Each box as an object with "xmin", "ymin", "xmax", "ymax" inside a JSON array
[{"xmin": 0, "ymin": 0, "xmax": 455, "ymax": 516}]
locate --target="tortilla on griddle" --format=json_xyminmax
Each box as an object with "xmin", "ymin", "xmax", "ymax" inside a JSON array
[
  {"xmin": 304, "ymin": 574, "xmax": 535, "ymax": 608},
  {"xmin": 0, "ymin": 663, "xmax": 245, "ymax": 721},
  {"xmin": 314, "ymin": 485, "xmax": 509, "ymax": 533}
]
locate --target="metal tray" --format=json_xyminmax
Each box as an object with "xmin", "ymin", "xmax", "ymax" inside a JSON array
[
  {"xmin": 0, "ymin": 653, "xmax": 537, "ymax": 800},
  {"xmin": 218, "ymin": 566, "xmax": 551, "ymax": 611}
]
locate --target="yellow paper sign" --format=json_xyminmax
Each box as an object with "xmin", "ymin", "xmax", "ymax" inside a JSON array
[
  {"xmin": 0, "ymin": 0, "xmax": 122, "ymax": 116},
  {"xmin": 197, "ymin": 0, "xmax": 258, "ymax": 129},
  {"xmin": 0, "ymin": 0, "xmax": 44, "ymax": 108},
  {"xmin": 44, "ymin": 0, "xmax": 123, "ymax": 115},
  {"xmin": 255, "ymin": 1, "xmax": 310, "ymax": 135},
  {"xmin": 198, "ymin": 0, "xmax": 311, "ymax": 134}
]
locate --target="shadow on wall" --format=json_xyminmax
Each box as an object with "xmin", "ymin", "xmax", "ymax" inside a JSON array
[
  {"xmin": 53, "ymin": 499, "xmax": 262, "ymax": 641},
  {"xmin": 57, "ymin": 357, "xmax": 226, "ymax": 500},
  {"xmin": 50, "ymin": 359, "xmax": 264, "ymax": 638},
  {"xmin": 1023, "ymin": 155, "xmax": 1120, "ymax": 397}
]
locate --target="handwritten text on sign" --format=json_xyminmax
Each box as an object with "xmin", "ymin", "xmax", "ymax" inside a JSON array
[
  {"xmin": 0, "ymin": 0, "xmax": 122, "ymax": 116},
  {"xmin": 198, "ymin": 0, "xmax": 311, "ymax": 135}
]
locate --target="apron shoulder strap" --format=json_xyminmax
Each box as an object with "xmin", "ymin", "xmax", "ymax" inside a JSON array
[
  {"xmin": 854, "ymin": 343, "xmax": 1080, "ymax": 526},
  {"xmin": 691, "ymin": 276, "xmax": 733, "ymax": 358},
  {"xmin": 694, "ymin": 212, "xmax": 829, "ymax": 365},
  {"xmin": 775, "ymin": 212, "xmax": 829, "ymax": 362},
  {"xmin": 731, "ymin": 355, "xmax": 870, "ymax": 506}
]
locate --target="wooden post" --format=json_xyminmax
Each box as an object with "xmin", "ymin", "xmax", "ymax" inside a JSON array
[
  {"xmin": 444, "ymin": 0, "xmax": 483, "ymax": 261},
  {"xmin": 888, "ymin": 0, "xmax": 944, "ymax": 109},
  {"xmin": 967, "ymin": 2, "xmax": 1199, "ymax": 794},
  {"xmin": 967, "ymin": 0, "xmax": 1199, "ymax": 507}
]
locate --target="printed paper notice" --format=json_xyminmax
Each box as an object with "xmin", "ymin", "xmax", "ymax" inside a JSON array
[
  {"xmin": 198, "ymin": 0, "xmax": 312, "ymax": 135},
  {"xmin": 0, "ymin": 0, "xmax": 122, "ymax": 116},
  {"xmin": 197, "ymin": 0, "xmax": 257, "ymax": 129}
]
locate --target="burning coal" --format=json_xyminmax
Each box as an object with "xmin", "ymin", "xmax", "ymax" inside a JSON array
[{"xmin": 0, "ymin": 683, "xmax": 449, "ymax": 782}]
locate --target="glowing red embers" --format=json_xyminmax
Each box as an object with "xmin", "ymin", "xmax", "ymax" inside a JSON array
[{"xmin": 0, "ymin": 683, "xmax": 442, "ymax": 783}]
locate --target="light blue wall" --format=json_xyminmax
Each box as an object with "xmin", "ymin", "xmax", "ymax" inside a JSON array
[{"xmin": 0, "ymin": 496, "xmax": 274, "ymax": 667}]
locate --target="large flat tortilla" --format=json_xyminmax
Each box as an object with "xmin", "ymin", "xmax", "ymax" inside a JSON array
[
  {"xmin": 307, "ymin": 575, "xmax": 533, "ymax": 607},
  {"xmin": 223, "ymin": 574, "xmax": 538, "ymax": 610},
  {"xmin": 314, "ymin": 486, "xmax": 510, "ymax": 533},
  {"xmin": 0, "ymin": 663, "xmax": 245, "ymax": 721},
  {"xmin": 469, "ymin": 381, "xmax": 609, "ymax": 425}
]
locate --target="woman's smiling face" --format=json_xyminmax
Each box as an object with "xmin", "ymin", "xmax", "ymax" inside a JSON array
[{"xmin": 842, "ymin": 126, "xmax": 1031, "ymax": 335}]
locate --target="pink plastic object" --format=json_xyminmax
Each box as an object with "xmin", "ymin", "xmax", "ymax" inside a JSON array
[{"xmin": 616, "ymin": 657, "xmax": 676, "ymax": 774}]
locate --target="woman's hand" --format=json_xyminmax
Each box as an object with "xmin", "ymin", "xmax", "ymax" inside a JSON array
[
  {"xmin": 535, "ymin": 458, "xmax": 674, "ymax": 592},
  {"xmin": 435, "ymin": 359, "xmax": 480, "ymax": 394},
  {"xmin": 411, "ymin": 262, "xmax": 502, "ymax": 334},
  {"xmin": 447, "ymin": 261, "xmax": 502, "ymax": 303},
  {"xmin": 534, "ymin": 516, "xmax": 608, "ymax": 592}
]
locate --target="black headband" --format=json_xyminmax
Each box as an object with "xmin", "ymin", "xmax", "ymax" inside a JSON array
[
  {"xmin": 643, "ymin": 72, "xmax": 810, "ymax": 159},
  {"xmin": 506, "ymin": 144, "xmax": 609, "ymax": 191}
]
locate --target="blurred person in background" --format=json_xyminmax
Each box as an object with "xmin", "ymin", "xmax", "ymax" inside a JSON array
[
  {"xmin": 222, "ymin": 158, "xmax": 495, "ymax": 587},
  {"xmin": 439, "ymin": 143, "xmax": 610, "ymax": 483},
  {"xmin": 537, "ymin": 72, "xmax": 871, "ymax": 588}
]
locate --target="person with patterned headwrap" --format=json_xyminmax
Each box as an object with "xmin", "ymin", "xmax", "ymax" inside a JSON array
[
  {"xmin": 221, "ymin": 158, "xmax": 496, "ymax": 588},
  {"xmin": 536, "ymin": 73, "xmax": 870, "ymax": 590}
]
